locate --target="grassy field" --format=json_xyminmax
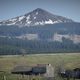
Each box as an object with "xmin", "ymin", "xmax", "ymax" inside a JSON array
[{"xmin": 0, "ymin": 53, "xmax": 80, "ymax": 80}]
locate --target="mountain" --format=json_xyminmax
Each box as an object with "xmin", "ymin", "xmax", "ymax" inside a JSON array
[
  {"xmin": 0, "ymin": 8, "xmax": 80, "ymax": 55},
  {"xmin": 0, "ymin": 8, "xmax": 73, "ymax": 26}
]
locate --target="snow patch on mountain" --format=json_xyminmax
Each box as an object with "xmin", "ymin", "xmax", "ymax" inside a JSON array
[
  {"xmin": 19, "ymin": 16, "xmax": 25, "ymax": 21},
  {"xmin": 45, "ymin": 19, "xmax": 53, "ymax": 24},
  {"xmin": 9, "ymin": 18, "xmax": 17, "ymax": 22},
  {"xmin": 36, "ymin": 12, "xmax": 38, "ymax": 15},
  {"xmin": 34, "ymin": 21, "xmax": 45, "ymax": 25},
  {"xmin": 7, "ymin": 22, "xmax": 16, "ymax": 25},
  {"xmin": 26, "ymin": 15, "xmax": 30, "ymax": 21},
  {"xmin": 34, "ymin": 17, "xmax": 36, "ymax": 19}
]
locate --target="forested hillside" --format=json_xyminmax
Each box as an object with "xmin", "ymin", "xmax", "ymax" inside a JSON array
[{"xmin": 0, "ymin": 23, "xmax": 80, "ymax": 55}]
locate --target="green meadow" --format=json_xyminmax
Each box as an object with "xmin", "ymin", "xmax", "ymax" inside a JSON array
[{"xmin": 0, "ymin": 53, "xmax": 80, "ymax": 80}]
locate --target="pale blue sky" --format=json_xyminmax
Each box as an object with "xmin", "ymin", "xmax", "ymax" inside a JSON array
[{"xmin": 0, "ymin": 0, "xmax": 80, "ymax": 22}]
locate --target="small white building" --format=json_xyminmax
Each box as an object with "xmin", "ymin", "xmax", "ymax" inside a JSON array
[{"xmin": 44, "ymin": 64, "xmax": 54, "ymax": 80}]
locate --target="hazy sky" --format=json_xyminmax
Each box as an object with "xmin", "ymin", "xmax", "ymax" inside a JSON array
[{"xmin": 0, "ymin": 0, "xmax": 80, "ymax": 22}]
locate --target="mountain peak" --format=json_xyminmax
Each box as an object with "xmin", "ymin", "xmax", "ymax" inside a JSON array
[
  {"xmin": 0, "ymin": 8, "xmax": 73, "ymax": 27},
  {"xmin": 34, "ymin": 8, "xmax": 44, "ymax": 11},
  {"xmin": 33, "ymin": 8, "xmax": 48, "ymax": 12}
]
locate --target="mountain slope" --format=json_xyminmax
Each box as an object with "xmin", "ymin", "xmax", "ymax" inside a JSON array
[{"xmin": 0, "ymin": 8, "xmax": 73, "ymax": 26}]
